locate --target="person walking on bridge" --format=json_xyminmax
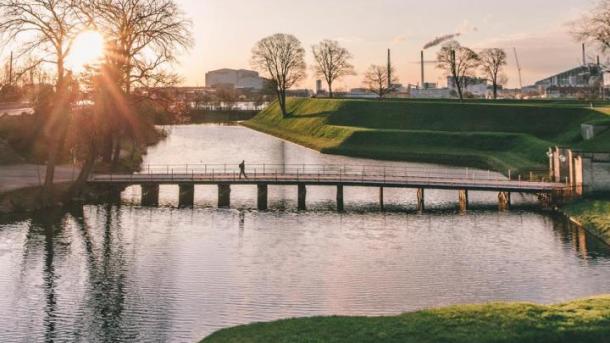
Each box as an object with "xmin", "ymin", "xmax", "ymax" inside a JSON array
[{"xmin": 239, "ymin": 160, "xmax": 248, "ymax": 179}]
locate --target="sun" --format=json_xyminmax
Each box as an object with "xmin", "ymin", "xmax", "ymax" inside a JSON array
[{"xmin": 66, "ymin": 31, "xmax": 105, "ymax": 72}]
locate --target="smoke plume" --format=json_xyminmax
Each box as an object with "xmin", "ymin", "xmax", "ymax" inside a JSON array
[{"xmin": 423, "ymin": 33, "xmax": 461, "ymax": 50}]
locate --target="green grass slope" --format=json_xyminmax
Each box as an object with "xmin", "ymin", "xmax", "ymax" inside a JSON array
[
  {"xmin": 563, "ymin": 198, "xmax": 610, "ymax": 245},
  {"xmin": 244, "ymin": 98, "xmax": 607, "ymax": 173},
  {"xmin": 202, "ymin": 296, "xmax": 610, "ymax": 343}
]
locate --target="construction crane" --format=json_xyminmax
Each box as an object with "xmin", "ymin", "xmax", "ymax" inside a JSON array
[{"xmin": 513, "ymin": 47, "xmax": 523, "ymax": 90}]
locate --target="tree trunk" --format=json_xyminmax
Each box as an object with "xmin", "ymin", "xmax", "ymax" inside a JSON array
[
  {"xmin": 69, "ymin": 144, "xmax": 97, "ymax": 197},
  {"xmin": 328, "ymin": 81, "xmax": 333, "ymax": 99},
  {"xmin": 102, "ymin": 130, "xmax": 114, "ymax": 163},
  {"xmin": 454, "ymin": 75, "xmax": 464, "ymax": 101},
  {"xmin": 43, "ymin": 56, "xmax": 67, "ymax": 204},
  {"xmin": 493, "ymin": 82, "xmax": 498, "ymax": 100},
  {"xmin": 278, "ymin": 90, "xmax": 287, "ymax": 117},
  {"xmin": 111, "ymin": 138, "xmax": 122, "ymax": 170}
]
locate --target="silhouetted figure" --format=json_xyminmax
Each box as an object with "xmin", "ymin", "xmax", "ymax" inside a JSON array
[{"xmin": 239, "ymin": 160, "xmax": 248, "ymax": 179}]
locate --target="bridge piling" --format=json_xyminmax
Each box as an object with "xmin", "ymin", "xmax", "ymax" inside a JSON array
[
  {"xmin": 298, "ymin": 183, "xmax": 307, "ymax": 211},
  {"xmin": 499, "ymin": 192, "xmax": 511, "ymax": 211},
  {"xmin": 417, "ymin": 188, "xmax": 425, "ymax": 213},
  {"xmin": 459, "ymin": 190, "xmax": 469, "ymax": 212},
  {"xmin": 218, "ymin": 184, "xmax": 231, "ymax": 208},
  {"xmin": 141, "ymin": 184, "xmax": 160, "ymax": 207},
  {"xmin": 257, "ymin": 184, "xmax": 268, "ymax": 211},
  {"xmin": 179, "ymin": 184, "xmax": 195, "ymax": 208},
  {"xmin": 337, "ymin": 185, "xmax": 344, "ymax": 212},
  {"xmin": 380, "ymin": 187, "xmax": 384, "ymax": 211},
  {"xmin": 298, "ymin": 184, "xmax": 307, "ymax": 211}
]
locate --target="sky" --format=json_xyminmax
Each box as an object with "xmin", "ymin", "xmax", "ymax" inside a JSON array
[{"xmin": 174, "ymin": 0, "xmax": 598, "ymax": 90}]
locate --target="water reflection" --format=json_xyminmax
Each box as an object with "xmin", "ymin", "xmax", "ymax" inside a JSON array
[
  {"xmin": 1, "ymin": 206, "xmax": 609, "ymax": 342},
  {"xmin": 1, "ymin": 124, "xmax": 610, "ymax": 342}
]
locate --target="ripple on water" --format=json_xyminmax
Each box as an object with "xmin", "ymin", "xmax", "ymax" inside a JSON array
[{"xmin": 1, "ymin": 125, "xmax": 610, "ymax": 342}]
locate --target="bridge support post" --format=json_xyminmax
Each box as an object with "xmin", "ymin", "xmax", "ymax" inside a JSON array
[
  {"xmin": 298, "ymin": 184, "xmax": 307, "ymax": 211},
  {"xmin": 380, "ymin": 187, "xmax": 384, "ymax": 211},
  {"xmin": 498, "ymin": 192, "xmax": 511, "ymax": 211},
  {"xmin": 106, "ymin": 186, "xmax": 123, "ymax": 204},
  {"xmin": 179, "ymin": 184, "xmax": 195, "ymax": 208},
  {"xmin": 257, "ymin": 184, "xmax": 268, "ymax": 211},
  {"xmin": 458, "ymin": 190, "xmax": 469, "ymax": 212},
  {"xmin": 141, "ymin": 184, "xmax": 160, "ymax": 207},
  {"xmin": 218, "ymin": 184, "xmax": 231, "ymax": 208},
  {"xmin": 417, "ymin": 188, "xmax": 425, "ymax": 213},
  {"xmin": 336, "ymin": 185, "xmax": 344, "ymax": 212}
]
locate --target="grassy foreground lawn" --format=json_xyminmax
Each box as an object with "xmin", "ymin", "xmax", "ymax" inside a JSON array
[
  {"xmin": 201, "ymin": 296, "xmax": 610, "ymax": 343},
  {"xmin": 243, "ymin": 98, "xmax": 609, "ymax": 174},
  {"xmin": 563, "ymin": 198, "xmax": 610, "ymax": 245}
]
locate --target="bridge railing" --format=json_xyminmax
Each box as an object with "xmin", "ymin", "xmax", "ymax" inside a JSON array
[
  {"xmin": 101, "ymin": 163, "xmax": 560, "ymax": 186},
  {"xmin": 135, "ymin": 163, "xmax": 502, "ymax": 180}
]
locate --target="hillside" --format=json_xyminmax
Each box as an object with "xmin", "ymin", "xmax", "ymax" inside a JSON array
[{"xmin": 244, "ymin": 98, "xmax": 608, "ymax": 174}]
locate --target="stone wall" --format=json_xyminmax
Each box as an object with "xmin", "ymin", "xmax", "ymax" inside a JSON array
[{"xmin": 551, "ymin": 147, "xmax": 610, "ymax": 195}]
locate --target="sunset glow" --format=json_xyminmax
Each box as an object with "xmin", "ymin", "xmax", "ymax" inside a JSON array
[{"xmin": 66, "ymin": 31, "xmax": 105, "ymax": 71}]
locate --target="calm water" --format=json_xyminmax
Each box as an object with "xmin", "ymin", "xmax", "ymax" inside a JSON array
[{"xmin": 1, "ymin": 124, "xmax": 610, "ymax": 342}]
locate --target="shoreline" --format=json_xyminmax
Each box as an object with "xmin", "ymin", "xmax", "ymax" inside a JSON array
[
  {"xmin": 559, "ymin": 198, "xmax": 610, "ymax": 246},
  {"xmin": 201, "ymin": 295, "xmax": 610, "ymax": 343},
  {"xmin": 242, "ymin": 121, "xmax": 610, "ymax": 247}
]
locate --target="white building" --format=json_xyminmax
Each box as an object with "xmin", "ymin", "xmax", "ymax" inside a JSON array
[
  {"xmin": 205, "ymin": 69, "xmax": 265, "ymax": 90},
  {"xmin": 410, "ymin": 88, "xmax": 452, "ymax": 99},
  {"xmin": 447, "ymin": 76, "xmax": 488, "ymax": 97}
]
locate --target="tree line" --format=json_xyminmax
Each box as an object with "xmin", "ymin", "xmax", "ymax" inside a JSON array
[
  {"xmin": 250, "ymin": 33, "xmax": 511, "ymax": 117},
  {"xmin": 0, "ymin": 0, "xmax": 192, "ymax": 204}
]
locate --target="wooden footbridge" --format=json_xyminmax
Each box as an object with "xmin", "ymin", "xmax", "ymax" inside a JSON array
[{"xmin": 88, "ymin": 164, "xmax": 568, "ymax": 211}]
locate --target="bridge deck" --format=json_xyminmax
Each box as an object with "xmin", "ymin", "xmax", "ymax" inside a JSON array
[{"xmin": 89, "ymin": 172, "xmax": 565, "ymax": 193}]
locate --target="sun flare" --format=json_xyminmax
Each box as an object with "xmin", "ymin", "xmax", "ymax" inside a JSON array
[{"xmin": 66, "ymin": 31, "xmax": 105, "ymax": 72}]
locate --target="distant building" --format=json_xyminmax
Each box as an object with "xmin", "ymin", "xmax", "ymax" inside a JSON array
[
  {"xmin": 535, "ymin": 64, "xmax": 603, "ymax": 89},
  {"xmin": 286, "ymin": 89, "xmax": 313, "ymax": 97},
  {"xmin": 315, "ymin": 80, "xmax": 324, "ymax": 95},
  {"xmin": 448, "ymin": 76, "xmax": 488, "ymax": 97},
  {"xmin": 531, "ymin": 64, "xmax": 605, "ymax": 99},
  {"xmin": 205, "ymin": 69, "xmax": 265, "ymax": 90},
  {"xmin": 346, "ymin": 88, "xmax": 378, "ymax": 99},
  {"xmin": 410, "ymin": 88, "xmax": 452, "ymax": 99}
]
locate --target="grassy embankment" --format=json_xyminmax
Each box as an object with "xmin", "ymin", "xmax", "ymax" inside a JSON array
[
  {"xmin": 244, "ymin": 98, "xmax": 610, "ymax": 174},
  {"xmin": 563, "ymin": 197, "xmax": 610, "ymax": 244},
  {"xmin": 202, "ymin": 296, "xmax": 610, "ymax": 343}
]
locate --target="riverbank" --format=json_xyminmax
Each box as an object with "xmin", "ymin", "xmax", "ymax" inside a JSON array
[
  {"xmin": 202, "ymin": 295, "xmax": 610, "ymax": 343},
  {"xmin": 562, "ymin": 197, "xmax": 610, "ymax": 245},
  {"xmin": 0, "ymin": 138, "xmax": 162, "ymax": 215},
  {"xmin": 243, "ymin": 98, "xmax": 609, "ymax": 175}
]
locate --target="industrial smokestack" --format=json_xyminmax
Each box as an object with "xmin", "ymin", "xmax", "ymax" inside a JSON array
[
  {"xmin": 387, "ymin": 49, "xmax": 392, "ymax": 89},
  {"xmin": 597, "ymin": 55, "xmax": 600, "ymax": 66},
  {"xmin": 421, "ymin": 50, "xmax": 425, "ymax": 89},
  {"xmin": 583, "ymin": 43, "xmax": 586, "ymax": 66}
]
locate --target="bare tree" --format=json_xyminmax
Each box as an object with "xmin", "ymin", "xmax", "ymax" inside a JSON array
[
  {"xmin": 81, "ymin": 0, "xmax": 192, "ymax": 166},
  {"xmin": 571, "ymin": 1, "xmax": 610, "ymax": 53},
  {"xmin": 0, "ymin": 0, "xmax": 82, "ymax": 199},
  {"xmin": 437, "ymin": 41, "xmax": 479, "ymax": 101},
  {"xmin": 479, "ymin": 48, "xmax": 508, "ymax": 100},
  {"xmin": 251, "ymin": 33, "xmax": 306, "ymax": 117},
  {"xmin": 363, "ymin": 64, "xmax": 397, "ymax": 99},
  {"xmin": 83, "ymin": 0, "xmax": 192, "ymax": 95},
  {"xmin": 312, "ymin": 40, "xmax": 355, "ymax": 98}
]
